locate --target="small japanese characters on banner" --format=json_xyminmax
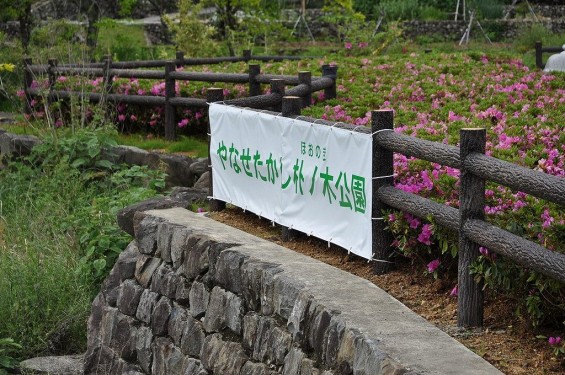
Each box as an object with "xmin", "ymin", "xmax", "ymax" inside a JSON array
[{"xmin": 210, "ymin": 103, "xmax": 373, "ymax": 259}]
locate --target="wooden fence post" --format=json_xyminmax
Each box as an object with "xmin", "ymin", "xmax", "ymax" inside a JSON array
[
  {"xmin": 298, "ymin": 71, "xmax": 311, "ymax": 108},
  {"xmin": 176, "ymin": 51, "xmax": 185, "ymax": 69},
  {"xmin": 243, "ymin": 49, "xmax": 252, "ymax": 62},
  {"xmin": 270, "ymin": 79, "xmax": 285, "ymax": 112},
  {"xmin": 102, "ymin": 54, "xmax": 113, "ymax": 94},
  {"xmin": 47, "ymin": 58, "xmax": 57, "ymax": 122},
  {"xmin": 249, "ymin": 64, "xmax": 261, "ymax": 97},
  {"xmin": 102, "ymin": 54, "xmax": 113, "ymax": 118},
  {"xmin": 281, "ymin": 96, "xmax": 302, "ymax": 242},
  {"xmin": 23, "ymin": 57, "xmax": 33, "ymax": 115},
  {"xmin": 322, "ymin": 64, "xmax": 337, "ymax": 100},
  {"xmin": 207, "ymin": 88, "xmax": 226, "ymax": 212},
  {"xmin": 458, "ymin": 128, "xmax": 486, "ymax": 328},
  {"xmin": 535, "ymin": 41, "xmax": 543, "ymax": 70},
  {"xmin": 372, "ymin": 110, "xmax": 394, "ymax": 275},
  {"xmin": 164, "ymin": 62, "xmax": 176, "ymax": 141}
]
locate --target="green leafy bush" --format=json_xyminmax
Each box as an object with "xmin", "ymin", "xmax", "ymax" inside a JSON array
[
  {"xmin": 0, "ymin": 338, "xmax": 21, "ymax": 374},
  {"xmin": 0, "ymin": 128, "xmax": 165, "ymax": 358}
]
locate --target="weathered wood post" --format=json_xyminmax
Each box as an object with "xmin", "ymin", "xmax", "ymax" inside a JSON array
[
  {"xmin": 249, "ymin": 64, "xmax": 261, "ymax": 97},
  {"xmin": 535, "ymin": 41, "xmax": 543, "ymax": 70},
  {"xmin": 281, "ymin": 96, "xmax": 302, "ymax": 241},
  {"xmin": 175, "ymin": 51, "xmax": 185, "ymax": 69},
  {"xmin": 207, "ymin": 88, "xmax": 226, "ymax": 212},
  {"xmin": 243, "ymin": 49, "xmax": 252, "ymax": 62},
  {"xmin": 164, "ymin": 61, "xmax": 176, "ymax": 141},
  {"xmin": 322, "ymin": 64, "xmax": 337, "ymax": 100},
  {"xmin": 22, "ymin": 57, "xmax": 33, "ymax": 115},
  {"xmin": 102, "ymin": 54, "xmax": 113, "ymax": 94},
  {"xmin": 458, "ymin": 128, "xmax": 486, "ymax": 328},
  {"xmin": 270, "ymin": 79, "xmax": 285, "ymax": 112},
  {"xmin": 372, "ymin": 110, "xmax": 394, "ymax": 275},
  {"xmin": 102, "ymin": 54, "xmax": 113, "ymax": 118},
  {"xmin": 298, "ymin": 71, "xmax": 311, "ymax": 108},
  {"xmin": 47, "ymin": 58, "xmax": 57, "ymax": 122}
]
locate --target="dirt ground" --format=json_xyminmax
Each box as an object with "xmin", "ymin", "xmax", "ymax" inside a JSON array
[{"xmin": 209, "ymin": 207, "xmax": 565, "ymax": 375}]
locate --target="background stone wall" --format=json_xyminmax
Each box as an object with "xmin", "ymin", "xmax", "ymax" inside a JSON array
[
  {"xmin": 0, "ymin": 132, "xmax": 211, "ymax": 189},
  {"xmin": 402, "ymin": 19, "xmax": 565, "ymax": 41}
]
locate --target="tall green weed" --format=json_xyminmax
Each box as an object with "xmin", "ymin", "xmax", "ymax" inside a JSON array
[{"xmin": 0, "ymin": 128, "xmax": 165, "ymax": 358}]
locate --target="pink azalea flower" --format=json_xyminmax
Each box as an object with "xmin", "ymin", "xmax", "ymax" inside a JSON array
[
  {"xmin": 118, "ymin": 114, "xmax": 126, "ymax": 122},
  {"xmin": 417, "ymin": 224, "xmax": 433, "ymax": 245},
  {"xmin": 345, "ymin": 42, "xmax": 352, "ymax": 50},
  {"xmin": 448, "ymin": 111, "xmax": 464, "ymax": 122},
  {"xmin": 548, "ymin": 337, "xmax": 562, "ymax": 346},
  {"xmin": 178, "ymin": 118, "xmax": 189, "ymax": 128},
  {"xmin": 449, "ymin": 285, "xmax": 458, "ymax": 297},
  {"xmin": 427, "ymin": 259, "xmax": 440, "ymax": 273}
]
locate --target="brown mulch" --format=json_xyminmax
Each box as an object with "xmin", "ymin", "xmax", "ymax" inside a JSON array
[{"xmin": 209, "ymin": 206, "xmax": 565, "ymax": 375}]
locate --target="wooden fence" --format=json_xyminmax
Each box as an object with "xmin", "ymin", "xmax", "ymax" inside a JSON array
[
  {"xmin": 535, "ymin": 41, "xmax": 564, "ymax": 69},
  {"xmin": 212, "ymin": 97, "xmax": 565, "ymax": 328},
  {"xmin": 22, "ymin": 51, "xmax": 335, "ymax": 140}
]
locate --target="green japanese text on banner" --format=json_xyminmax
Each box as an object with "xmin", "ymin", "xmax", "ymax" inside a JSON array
[{"xmin": 210, "ymin": 103, "xmax": 373, "ymax": 259}]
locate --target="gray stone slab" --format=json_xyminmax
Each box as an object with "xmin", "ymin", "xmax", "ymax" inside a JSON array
[
  {"xmin": 19, "ymin": 355, "xmax": 84, "ymax": 375},
  {"xmin": 145, "ymin": 208, "xmax": 504, "ymax": 375}
]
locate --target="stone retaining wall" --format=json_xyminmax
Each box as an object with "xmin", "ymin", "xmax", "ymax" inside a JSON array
[
  {"xmin": 84, "ymin": 208, "xmax": 502, "ymax": 375},
  {"xmin": 402, "ymin": 19, "xmax": 565, "ymax": 41},
  {"xmin": 0, "ymin": 131, "xmax": 210, "ymax": 189}
]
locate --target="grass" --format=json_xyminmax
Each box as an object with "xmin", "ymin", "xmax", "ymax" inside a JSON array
[
  {"xmin": 0, "ymin": 122, "xmax": 209, "ymax": 158},
  {"xmin": 112, "ymin": 133, "xmax": 209, "ymax": 157}
]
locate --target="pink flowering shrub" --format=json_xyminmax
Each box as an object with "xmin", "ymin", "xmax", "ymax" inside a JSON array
[{"xmin": 301, "ymin": 51, "xmax": 564, "ymax": 328}]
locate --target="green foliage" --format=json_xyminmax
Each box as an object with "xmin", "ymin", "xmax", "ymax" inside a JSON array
[
  {"xmin": 0, "ymin": 32, "xmax": 24, "ymax": 112},
  {"xmin": 322, "ymin": 1, "xmax": 366, "ymax": 43},
  {"xmin": 378, "ymin": 0, "xmax": 421, "ymax": 21},
  {"xmin": 0, "ymin": 338, "xmax": 21, "ymax": 373},
  {"xmin": 118, "ymin": 0, "xmax": 139, "ymax": 17},
  {"xmin": 31, "ymin": 20, "xmax": 84, "ymax": 48},
  {"xmin": 0, "ymin": 128, "xmax": 165, "ymax": 357},
  {"xmin": 469, "ymin": 0, "xmax": 504, "ymax": 20},
  {"xmin": 513, "ymin": 23, "xmax": 558, "ymax": 53},
  {"xmin": 95, "ymin": 18, "xmax": 173, "ymax": 61},
  {"xmin": 166, "ymin": 0, "xmax": 219, "ymax": 57}
]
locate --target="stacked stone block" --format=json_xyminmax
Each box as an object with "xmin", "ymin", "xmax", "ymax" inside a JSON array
[{"xmin": 84, "ymin": 211, "xmax": 408, "ymax": 374}]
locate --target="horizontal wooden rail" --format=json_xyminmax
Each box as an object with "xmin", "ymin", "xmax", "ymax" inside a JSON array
[
  {"xmin": 465, "ymin": 153, "xmax": 565, "ymax": 206},
  {"xmin": 111, "ymin": 69, "xmax": 166, "ymax": 80},
  {"xmin": 223, "ymin": 93, "xmax": 282, "ymax": 108},
  {"xmin": 170, "ymin": 71, "xmax": 249, "ymax": 83},
  {"xmin": 463, "ymin": 219, "xmax": 565, "ymax": 283},
  {"xmin": 378, "ymin": 186, "xmax": 460, "ymax": 231},
  {"xmin": 286, "ymin": 83, "xmax": 310, "ymax": 97},
  {"xmin": 54, "ymin": 67, "xmax": 104, "ymax": 76},
  {"xmin": 375, "ymin": 131, "xmax": 461, "ymax": 168},
  {"xmin": 49, "ymin": 50, "xmax": 307, "ymax": 69},
  {"xmin": 169, "ymin": 97, "xmax": 208, "ymax": 108}
]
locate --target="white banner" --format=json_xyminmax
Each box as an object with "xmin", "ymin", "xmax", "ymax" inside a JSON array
[{"xmin": 210, "ymin": 103, "xmax": 373, "ymax": 259}]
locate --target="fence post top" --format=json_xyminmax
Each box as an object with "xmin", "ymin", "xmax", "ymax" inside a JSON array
[{"xmin": 460, "ymin": 127, "xmax": 486, "ymax": 132}]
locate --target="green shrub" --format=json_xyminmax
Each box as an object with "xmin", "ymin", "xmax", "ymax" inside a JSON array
[
  {"xmin": 0, "ymin": 338, "xmax": 21, "ymax": 374},
  {"xmin": 0, "ymin": 128, "xmax": 165, "ymax": 358},
  {"xmin": 513, "ymin": 23, "xmax": 561, "ymax": 53}
]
